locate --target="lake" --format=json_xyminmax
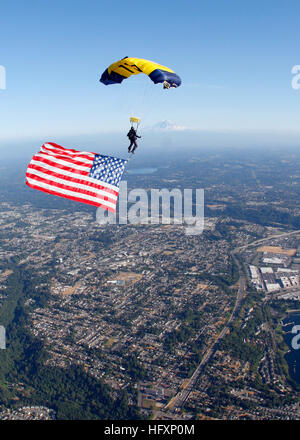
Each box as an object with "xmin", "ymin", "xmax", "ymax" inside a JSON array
[{"xmin": 127, "ymin": 168, "xmax": 158, "ymax": 175}]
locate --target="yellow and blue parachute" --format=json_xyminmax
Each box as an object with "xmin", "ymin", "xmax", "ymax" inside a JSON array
[{"xmin": 100, "ymin": 57, "xmax": 181, "ymax": 89}]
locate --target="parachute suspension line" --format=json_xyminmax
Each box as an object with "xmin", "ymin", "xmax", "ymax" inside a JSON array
[
  {"xmin": 99, "ymin": 57, "xmax": 182, "ymax": 157},
  {"xmin": 130, "ymin": 116, "xmax": 141, "ymax": 134},
  {"xmin": 130, "ymin": 79, "xmax": 153, "ymax": 131},
  {"xmin": 138, "ymin": 82, "xmax": 160, "ymax": 126}
]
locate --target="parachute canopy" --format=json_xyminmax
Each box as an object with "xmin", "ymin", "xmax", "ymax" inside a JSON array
[
  {"xmin": 129, "ymin": 116, "xmax": 141, "ymax": 130},
  {"xmin": 100, "ymin": 57, "xmax": 181, "ymax": 89},
  {"xmin": 130, "ymin": 116, "xmax": 141, "ymax": 124}
]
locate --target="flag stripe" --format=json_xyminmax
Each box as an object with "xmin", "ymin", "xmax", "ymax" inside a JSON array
[
  {"xmin": 30, "ymin": 156, "xmax": 90, "ymax": 177},
  {"xmin": 26, "ymin": 163, "xmax": 119, "ymax": 196},
  {"xmin": 41, "ymin": 144, "xmax": 95, "ymax": 162},
  {"xmin": 26, "ymin": 176, "xmax": 117, "ymax": 210},
  {"xmin": 26, "ymin": 169, "xmax": 118, "ymax": 201},
  {"xmin": 40, "ymin": 148, "xmax": 95, "ymax": 166},
  {"xmin": 26, "ymin": 181, "xmax": 116, "ymax": 212},
  {"xmin": 44, "ymin": 142, "xmax": 96, "ymax": 157},
  {"xmin": 36, "ymin": 152, "xmax": 92, "ymax": 171}
]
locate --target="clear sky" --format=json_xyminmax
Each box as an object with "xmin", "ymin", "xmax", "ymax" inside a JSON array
[{"xmin": 0, "ymin": 0, "xmax": 300, "ymax": 144}]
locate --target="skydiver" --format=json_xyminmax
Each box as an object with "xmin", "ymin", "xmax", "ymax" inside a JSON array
[{"xmin": 127, "ymin": 126, "xmax": 141, "ymax": 154}]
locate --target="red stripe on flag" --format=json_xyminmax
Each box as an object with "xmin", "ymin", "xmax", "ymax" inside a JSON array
[
  {"xmin": 45, "ymin": 142, "xmax": 97, "ymax": 156},
  {"xmin": 26, "ymin": 172, "xmax": 117, "ymax": 205},
  {"xmin": 41, "ymin": 144, "xmax": 95, "ymax": 162},
  {"xmin": 37, "ymin": 152, "xmax": 93, "ymax": 168},
  {"xmin": 26, "ymin": 181, "xmax": 116, "ymax": 212},
  {"xmin": 32, "ymin": 155, "xmax": 91, "ymax": 176},
  {"xmin": 27, "ymin": 163, "xmax": 119, "ymax": 196}
]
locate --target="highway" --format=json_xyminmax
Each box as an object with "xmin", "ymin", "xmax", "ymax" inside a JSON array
[
  {"xmin": 159, "ymin": 229, "xmax": 300, "ymax": 417},
  {"xmin": 163, "ymin": 251, "xmax": 246, "ymax": 414},
  {"xmin": 235, "ymin": 229, "xmax": 300, "ymax": 252}
]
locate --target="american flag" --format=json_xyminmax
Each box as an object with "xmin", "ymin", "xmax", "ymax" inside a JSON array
[{"xmin": 26, "ymin": 142, "xmax": 128, "ymax": 212}]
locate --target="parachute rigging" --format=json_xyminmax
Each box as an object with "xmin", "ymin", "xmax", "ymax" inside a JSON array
[{"xmin": 129, "ymin": 116, "xmax": 141, "ymax": 131}]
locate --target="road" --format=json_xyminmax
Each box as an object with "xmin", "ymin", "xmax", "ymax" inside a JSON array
[
  {"xmin": 158, "ymin": 229, "xmax": 300, "ymax": 417},
  {"xmin": 235, "ymin": 229, "xmax": 300, "ymax": 252},
  {"xmin": 162, "ymin": 251, "xmax": 246, "ymax": 414}
]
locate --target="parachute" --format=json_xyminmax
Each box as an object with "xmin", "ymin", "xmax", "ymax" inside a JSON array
[
  {"xmin": 129, "ymin": 116, "xmax": 141, "ymax": 130},
  {"xmin": 100, "ymin": 57, "xmax": 181, "ymax": 89}
]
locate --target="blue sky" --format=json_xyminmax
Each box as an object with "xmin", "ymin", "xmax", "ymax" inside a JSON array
[{"xmin": 0, "ymin": 0, "xmax": 300, "ymax": 145}]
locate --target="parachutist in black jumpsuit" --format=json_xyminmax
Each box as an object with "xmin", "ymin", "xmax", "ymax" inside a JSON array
[{"xmin": 127, "ymin": 127, "xmax": 141, "ymax": 154}]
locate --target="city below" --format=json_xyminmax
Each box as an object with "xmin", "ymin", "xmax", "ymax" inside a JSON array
[{"xmin": 0, "ymin": 147, "xmax": 300, "ymax": 420}]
